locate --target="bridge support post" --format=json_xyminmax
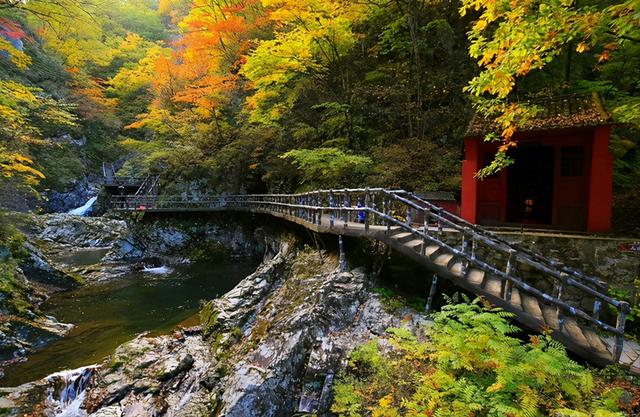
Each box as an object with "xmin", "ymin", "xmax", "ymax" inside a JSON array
[
  {"xmin": 338, "ymin": 235, "xmax": 347, "ymax": 272},
  {"xmin": 425, "ymin": 274, "xmax": 439, "ymax": 313}
]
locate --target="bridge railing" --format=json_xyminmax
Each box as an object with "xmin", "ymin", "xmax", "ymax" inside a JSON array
[{"xmin": 110, "ymin": 189, "xmax": 630, "ymax": 361}]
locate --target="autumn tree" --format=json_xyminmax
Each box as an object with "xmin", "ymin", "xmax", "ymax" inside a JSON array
[{"xmin": 461, "ymin": 0, "xmax": 640, "ymax": 175}]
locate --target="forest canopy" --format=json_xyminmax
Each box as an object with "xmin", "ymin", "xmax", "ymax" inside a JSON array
[{"xmin": 0, "ymin": 0, "xmax": 639, "ymax": 224}]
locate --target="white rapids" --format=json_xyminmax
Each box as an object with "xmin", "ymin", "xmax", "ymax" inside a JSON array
[
  {"xmin": 67, "ymin": 196, "xmax": 98, "ymax": 216},
  {"xmin": 45, "ymin": 366, "xmax": 96, "ymax": 417},
  {"xmin": 142, "ymin": 265, "xmax": 173, "ymax": 275}
]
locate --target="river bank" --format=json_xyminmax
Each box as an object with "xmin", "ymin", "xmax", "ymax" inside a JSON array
[{"xmin": 0, "ymin": 211, "xmax": 264, "ymax": 375}]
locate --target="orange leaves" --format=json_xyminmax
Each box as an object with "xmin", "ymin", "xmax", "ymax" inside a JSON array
[
  {"xmin": 127, "ymin": 0, "xmax": 264, "ymax": 132},
  {"xmin": 173, "ymin": 74, "xmax": 238, "ymax": 111},
  {"xmin": 517, "ymin": 60, "xmax": 532, "ymax": 76},
  {"xmin": 575, "ymin": 41, "xmax": 590, "ymax": 53}
]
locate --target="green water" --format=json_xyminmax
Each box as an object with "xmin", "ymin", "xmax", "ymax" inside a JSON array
[{"xmin": 1, "ymin": 258, "xmax": 257, "ymax": 387}]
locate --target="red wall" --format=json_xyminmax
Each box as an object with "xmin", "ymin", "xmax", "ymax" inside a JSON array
[
  {"xmin": 461, "ymin": 127, "xmax": 613, "ymax": 233},
  {"xmin": 587, "ymin": 126, "xmax": 613, "ymax": 232}
]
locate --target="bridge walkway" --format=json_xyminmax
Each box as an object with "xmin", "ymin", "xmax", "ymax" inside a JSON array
[{"xmin": 109, "ymin": 189, "xmax": 640, "ymax": 374}]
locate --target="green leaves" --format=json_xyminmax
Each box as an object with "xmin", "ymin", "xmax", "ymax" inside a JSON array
[
  {"xmin": 241, "ymin": 0, "xmax": 368, "ymax": 124},
  {"xmin": 332, "ymin": 297, "xmax": 624, "ymax": 417},
  {"xmin": 281, "ymin": 147, "xmax": 372, "ymax": 189},
  {"xmin": 459, "ymin": 0, "xmax": 640, "ymax": 176}
]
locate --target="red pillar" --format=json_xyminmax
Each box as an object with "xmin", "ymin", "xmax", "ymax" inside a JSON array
[
  {"xmin": 587, "ymin": 126, "xmax": 613, "ymax": 233},
  {"xmin": 461, "ymin": 137, "xmax": 479, "ymax": 224}
]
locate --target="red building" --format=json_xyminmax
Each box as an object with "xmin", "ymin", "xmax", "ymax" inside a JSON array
[{"xmin": 461, "ymin": 95, "xmax": 614, "ymax": 233}]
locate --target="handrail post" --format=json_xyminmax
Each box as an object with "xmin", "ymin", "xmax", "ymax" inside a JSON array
[
  {"xmin": 502, "ymin": 249, "xmax": 518, "ymax": 301},
  {"xmin": 371, "ymin": 192, "xmax": 377, "ymax": 226},
  {"xmin": 421, "ymin": 208, "xmax": 429, "ymax": 255},
  {"xmin": 460, "ymin": 227, "xmax": 469, "ymax": 276},
  {"xmin": 614, "ymin": 301, "xmax": 630, "ymax": 362},
  {"xmin": 385, "ymin": 197, "xmax": 391, "ymax": 236},
  {"xmin": 592, "ymin": 299, "xmax": 602, "ymax": 321},
  {"xmin": 339, "ymin": 235, "xmax": 347, "ymax": 272},
  {"xmin": 364, "ymin": 188, "xmax": 370, "ymax": 232},
  {"xmin": 344, "ymin": 191, "xmax": 349, "ymax": 228},
  {"xmin": 405, "ymin": 206, "xmax": 411, "ymax": 227},
  {"xmin": 329, "ymin": 190, "xmax": 335, "ymax": 228},
  {"xmin": 553, "ymin": 268, "xmax": 567, "ymax": 330}
]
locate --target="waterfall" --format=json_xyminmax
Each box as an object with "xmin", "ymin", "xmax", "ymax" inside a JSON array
[
  {"xmin": 67, "ymin": 196, "xmax": 98, "ymax": 216},
  {"xmin": 45, "ymin": 366, "xmax": 95, "ymax": 417}
]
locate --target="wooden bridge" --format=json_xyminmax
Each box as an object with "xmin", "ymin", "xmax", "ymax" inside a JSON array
[
  {"xmin": 109, "ymin": 189, "xmax": 640, "ymax": 374},
  {"xmin": 101, "ymin": 162, "xmax": 158, "ymax": 194}
]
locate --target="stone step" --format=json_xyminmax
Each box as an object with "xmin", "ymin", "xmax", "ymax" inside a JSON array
[
  {"xmin": 393, "ymin": 232, "xmax": 415, "ymax": 244},
  {"xmin": 466, "ymin": 269, "xmax": 485, "ymax": 287},
  {"xmin": 540, "ymin": 304, "xmax": 561, "ymax": 330},
  {"xmin": 562, "ymin": 317, "xmax": 590, "ymax": 349},
  {"xmin": 433, "ymin": 252, "xmax": 454, "ymax": 267},
  {"xmin": 521, "ymin": 294, "xmax": 545, "ymax": 323},
  {"xmin": 631, "ymin": 355, "xmax": 640, "ymax": 375},
  {"xmin": 581, "ymin": 327, "xmax": 610, "ymax": 356},
  {"xmin": 405, "ymin": 239, "xmax": 424, "ymax": 252},
  {"xmin": 389, "ymin": 226, "xmax": 403, "ymax": 236},
  {"xmin": 618, "ymin": 342, "xmax": 640, "ymax": 366},
  {"xmin": 508, "ymin": 287, "xmax": 523, "ymax": 312},
  {"xmin": 448, "ymin": 260, "xmax": 465, "ymax": 277},
  {"xmin": 483, "ymin": 276, "xmax": 503, "ymax": 298},
  {"xmin": 424, "ymin": 245, "xmax": 441, "ymax": 257}
]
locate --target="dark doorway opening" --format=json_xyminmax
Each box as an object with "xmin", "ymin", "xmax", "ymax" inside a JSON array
[{"xmin": 507, "ymin": 145, "xmax": 555, "ymax": 225}]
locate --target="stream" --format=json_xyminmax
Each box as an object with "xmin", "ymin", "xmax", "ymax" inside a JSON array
[{"xmin": 1, "ymin": 249, "xmax": 257, "ymax": 387}]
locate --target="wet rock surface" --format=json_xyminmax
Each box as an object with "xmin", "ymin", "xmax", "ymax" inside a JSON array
[
  {"xmin": 106, "ymin": 217, "xmax": 265, "ymax": 262},
  {"xmin": 45, "ymin": 176, "xmax": 100, "ymax": 214},
  {"xmin": 34, "ymin": 214, "xmax": 127, "ymax": 249}
]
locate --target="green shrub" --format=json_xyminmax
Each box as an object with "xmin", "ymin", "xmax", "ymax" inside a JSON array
[{"xmin": 332, "ymin": 296, "xmax": 625, "ymax": 417}]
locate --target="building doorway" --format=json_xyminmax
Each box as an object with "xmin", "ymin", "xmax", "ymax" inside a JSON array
[{"xmin": 506, "ymin": 145, "xmax": 555, "ymax": 225}]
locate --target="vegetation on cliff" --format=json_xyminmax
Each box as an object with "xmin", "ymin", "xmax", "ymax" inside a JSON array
[{"xmin": 0, "ymin": 212, "xmax": 30, "ymax": 316}]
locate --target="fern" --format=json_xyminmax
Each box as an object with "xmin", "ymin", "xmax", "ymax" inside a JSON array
[{"xmin": 332, "ymin": 298, "xmax": 626, "ymax": 417}]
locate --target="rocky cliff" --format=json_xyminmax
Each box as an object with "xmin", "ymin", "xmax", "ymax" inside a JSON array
[{"xmin": 0, "ymin": 230, "xmax": 426, "ymax": 416}]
